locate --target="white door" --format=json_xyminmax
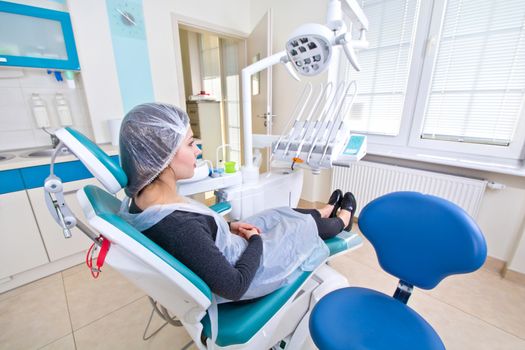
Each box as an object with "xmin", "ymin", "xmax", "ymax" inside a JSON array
[{"xmin": 246, "ymin": 10, "xmax": 273, "ymax": 172}]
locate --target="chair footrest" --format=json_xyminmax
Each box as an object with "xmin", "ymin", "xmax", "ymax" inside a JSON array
[{"xmin": 324, "ymin": 230, "xmax": 362, "ymax": 256}]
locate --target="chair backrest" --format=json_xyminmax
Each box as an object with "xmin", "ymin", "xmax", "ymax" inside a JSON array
[
  {"xmin": 55, "ymin": 127, "xmax": 127, "ymax": 194},
  {"xmin": 358, "ymin": 191, "xmax": 487, "ymax": 290},
  {"xmin": 55, "ymin": 127, "xmax": 213, "ymax": 322}
]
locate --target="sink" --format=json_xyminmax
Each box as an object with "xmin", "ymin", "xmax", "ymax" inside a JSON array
[
  {"xmin": 22, "ymin": 147, "xmax": 72, "ymax": 158},
  {"xmin": 0, "ymin": 153, "xmax": 15, "ymax": 161}
]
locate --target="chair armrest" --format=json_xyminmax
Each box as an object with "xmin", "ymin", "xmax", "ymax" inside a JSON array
[{"xmin": 210, "ymin": 201, "xmax": 232, "ymax": 215}]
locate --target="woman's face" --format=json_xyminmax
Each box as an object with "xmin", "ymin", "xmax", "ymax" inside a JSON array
[{"xmin": 169, "ymin": 128, "xmax": 202, "ymax": 180}]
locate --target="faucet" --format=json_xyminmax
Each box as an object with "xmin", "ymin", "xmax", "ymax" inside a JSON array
[{"xmin": 50, "ymin": 134, "xmax": 60, "ymax": 148}]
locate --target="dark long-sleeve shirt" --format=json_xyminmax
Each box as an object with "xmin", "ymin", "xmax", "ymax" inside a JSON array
[{"xmin": 130, "ymin": 201, "xmax": 263, "ymax": 300}]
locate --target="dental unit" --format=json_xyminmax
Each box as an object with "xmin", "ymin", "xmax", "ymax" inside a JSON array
[
  {"xmin": 240, "ymin": 0, "xmax": 368, "ymax": 184},
  {"xmin": 213, "ymin": 0, "xmax": 369, "ymax": 220},
  {"xmin": 42, "ymin": 1, "xmax": 371, "ymax": 349}
]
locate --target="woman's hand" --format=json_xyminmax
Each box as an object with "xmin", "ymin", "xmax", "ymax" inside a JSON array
[
  {"xmin": 230, "ymin": 221, "xmax": 261, "ymax": 235},
  {"xmin": 238, "ymin": 227, "xmax": 260, "ymax": 240}
]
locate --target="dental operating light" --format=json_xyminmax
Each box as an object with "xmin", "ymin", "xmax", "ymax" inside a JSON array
[
  {"xmin": 284, "ymin": 0, "xmax": 369, "ymax": 76},
  {"xmin": 286, "ymin": 23, "xmax": 334, "ymax": 76}
]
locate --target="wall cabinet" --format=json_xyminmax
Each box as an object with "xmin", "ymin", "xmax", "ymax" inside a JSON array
[
  {"xmin": 28, "ymin": 178, "xmax": 97, "ymax": 262},
  {"xmin": 0, "ymin": 1, "xmax": 80, "ymax": 70},
  {"xmin": 187, "ymin": 101, "xmax": 223, "ymax": 165},
  {"xmin": 0, "ymin": 190, "xmax": 49, "ymax": 280}
]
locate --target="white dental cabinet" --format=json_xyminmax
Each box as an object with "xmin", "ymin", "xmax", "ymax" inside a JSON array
[{"xmin": 0, "ymin": 145, "xmax": 119, "ymax": 293}]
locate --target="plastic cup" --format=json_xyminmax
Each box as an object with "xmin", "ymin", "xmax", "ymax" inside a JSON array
[{"xmin": 225, "ymin": 161, "xmax": 236, "ymax": 173}]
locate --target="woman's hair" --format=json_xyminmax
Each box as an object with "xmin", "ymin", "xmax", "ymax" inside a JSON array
[{"xmin": 119, "ymin": 103, "xmax": 190, "ymax": 197}]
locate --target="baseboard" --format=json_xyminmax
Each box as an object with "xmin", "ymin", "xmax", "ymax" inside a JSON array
[
  {"xmin": 502, "ymin": 263, "xmax": 525, "ymax": 285},
  {"xmin": 483, "ymin": 256, "xmax": 506, "ymax": 274}
]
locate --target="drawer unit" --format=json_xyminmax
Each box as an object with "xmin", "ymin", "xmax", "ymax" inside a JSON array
[
  {"xmin": 0, "ymin": 171, "xmax": 48, "ymax": 280},
  {"xmin": 0, "ymin": 155, "xmax": 120, "ymax": 286}
]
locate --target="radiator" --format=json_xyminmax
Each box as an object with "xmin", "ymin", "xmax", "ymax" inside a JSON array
[{"xmin": 332, "ymin": 161, "xmax": 487, "ymax": 219}]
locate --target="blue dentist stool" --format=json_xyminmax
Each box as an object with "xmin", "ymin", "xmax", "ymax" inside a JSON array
[{"xmin": 309, "ymin": 191, "xmax": 487, "ymax": 349}]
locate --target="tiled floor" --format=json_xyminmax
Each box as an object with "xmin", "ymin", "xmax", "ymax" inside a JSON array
[{"xmin": 1, "ymin": 230, "xmax": 524, "ymax": 349}]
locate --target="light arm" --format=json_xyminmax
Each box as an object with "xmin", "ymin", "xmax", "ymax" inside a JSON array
[{"xmin": 241, "ymin": 50, "xmax": 288, "ymax": 183}]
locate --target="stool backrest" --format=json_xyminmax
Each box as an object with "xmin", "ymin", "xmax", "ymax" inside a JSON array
[{"xmin": 358, "ymin": 191, "xmax": 487, "ymax": 289}]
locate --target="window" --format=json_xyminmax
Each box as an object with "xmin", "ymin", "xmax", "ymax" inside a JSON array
[
  {"xmin": 340, "ymin": 0, "xmax": 525, "ymax": 165},
  {"xmin": 199, "ymin": 34, "xmax": 222, "ymax": 98},
  {"xmin": 344, "ymin": 0, "xmax": 421, "ymax": 136}
]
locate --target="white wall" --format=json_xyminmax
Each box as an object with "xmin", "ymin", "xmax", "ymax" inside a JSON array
[{"xmin": 509, "ymin": 223, "xmax": 525, "ymax": 273}]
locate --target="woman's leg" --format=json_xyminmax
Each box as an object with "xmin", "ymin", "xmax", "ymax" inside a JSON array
[{"xmin": 293, "ymin": 208, "xmax": 347, "ymax": 239}]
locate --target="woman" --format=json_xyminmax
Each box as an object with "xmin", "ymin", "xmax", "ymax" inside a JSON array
[{"xmin": 119, "ymin": 103, "xmax": 356, "ymax": 301}]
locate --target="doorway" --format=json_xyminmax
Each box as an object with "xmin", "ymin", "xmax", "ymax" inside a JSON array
[{"xmin": 178, "ymin": 26, "xmax": 244, "ymax": 169}]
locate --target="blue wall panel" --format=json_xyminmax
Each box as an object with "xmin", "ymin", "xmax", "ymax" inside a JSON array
[
  {"xmin": 19, "ymin": 155, "xmax": 120, "ymax": 190},
  {"xmin": 105, "ymin": 0, "xmax": 154, "ymax": 113},
  {"xmin": 0, "ymin": 169, "xmax": 25, "ymax": 194}
]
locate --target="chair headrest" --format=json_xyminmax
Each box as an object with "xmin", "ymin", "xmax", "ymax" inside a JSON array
[
  {"xmin": 358, "ymin": 191, "xmax": 487, "ymax": 289},
  {"xmin": 55, "ymin": 127, "xmax": 127, "ymax": 194}
]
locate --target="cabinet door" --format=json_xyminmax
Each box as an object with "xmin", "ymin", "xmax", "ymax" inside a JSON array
[
  {"xmin": 0, "ymin": 191, "xmax": 49, "ymax": 280},
  {"xmin": 0, "ymin": 2, "xmax": 80, "ymax": 70},
  {"xmin": 197, "ymin": 102, "xmax": 223, "ymax": 164},
  {"xmin": 27, "ymin": 178, "xmax": 97, "ymax": 262}
]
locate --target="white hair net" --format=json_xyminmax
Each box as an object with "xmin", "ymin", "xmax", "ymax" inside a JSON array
[{"xmin": 119, "ymin": 103, "xmax": 190, "ymax": 197}]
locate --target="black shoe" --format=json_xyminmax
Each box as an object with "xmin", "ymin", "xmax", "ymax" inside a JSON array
[
  {"xmin": 328, "ymin": 189, "xmax": 343, "ymax": 218},
  {"xmin": 340, "ymin": 192, "xmax": 357, "ymax": 231}
]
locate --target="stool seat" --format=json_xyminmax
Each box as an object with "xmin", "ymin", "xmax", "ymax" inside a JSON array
[{"xmin": 310, "ymin": 287, "xmax": 445, "ymax": 350}]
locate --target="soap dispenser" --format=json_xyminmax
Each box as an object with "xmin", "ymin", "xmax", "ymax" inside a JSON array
[
  {"xmin": 30, "ymin": 93, "xmax": 51, "ymax": 128},
  {"xmin": 55, "ymin": 94, "xmax": 73, "ymax": 126}
]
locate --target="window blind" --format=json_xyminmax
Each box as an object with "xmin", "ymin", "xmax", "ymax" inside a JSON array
[
  {"xmin": 422, "ymin": 0, "xmax": 525, "ymax": 146},
  {"xmin": 344, "ymin": 0, "xmax": 421, "ymax": 135}
]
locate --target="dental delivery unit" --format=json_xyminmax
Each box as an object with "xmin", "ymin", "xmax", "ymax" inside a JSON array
[{"xmin": 42, "ymin": 1, "xmax": 370, "ymax": 348}]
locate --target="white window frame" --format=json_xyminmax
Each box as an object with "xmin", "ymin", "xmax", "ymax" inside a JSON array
[
  {"xmin": 335, "ymin": 0, "xmax": 525, "ymax": 172},
  {"xmin": 408, "ymin": 0, "xmax": 525, "ymax": 160}
]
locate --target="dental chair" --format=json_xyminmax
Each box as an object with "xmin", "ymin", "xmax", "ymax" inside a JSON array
[
  {"xmin": 309, "ymin": 191, "xmax": 487, "ymax": 349},
  {"xmin": 47, "ymin": 127, "xmax": 362, "ymax": 349}
]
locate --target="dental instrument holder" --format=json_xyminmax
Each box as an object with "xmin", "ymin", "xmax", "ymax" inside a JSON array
[
  {"xmin": 43, "ymin": 141, "xmax": 100, "ymax": 244},
  {"xmin": 271, "ymin": 81, "xmax": 366, "ymax": 173}
]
